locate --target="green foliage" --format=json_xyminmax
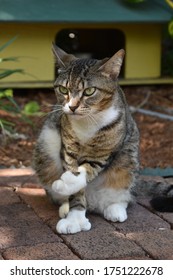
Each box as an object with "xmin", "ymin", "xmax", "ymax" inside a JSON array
[
  {"xmin": 0, "ymin": 88, "xmax": 13, "ymax": 98},
  {"xmin": 161, "ymin": 24, "xmax": 173, "ymax": 77},
  {"xmin": 0, "ymin": 38, "xmax": 27, "ymax": 135},
  {"xmin": 0, "ymin": 36, "xmax": 24, "ymax": 80},
  {"xmin": 0, "ymin": 89, "xmax": 21, "ymax": 114},
  {"xmin": 0, "ymin": 36, "xmax": 18, "ymax": 52},
  {"xmin": 0, "ymin": 87, "xmax": 39, "ymax": 137},
  {"xmin": 0, "ymin": 68, "xmax": 24, "ymax": 79},
  {"xmin": 23, "ymin": 101, "xmax": 40, "ymax": 115},
  {"xmin": 0, "ymin": 88, "xmax": 20, "ymax": 134},
  {"xmin": 168, "ymin": 19, "xmax": 173, "ymax": 37},
  {"xmin": 125, "ymin": 0, "xmax": 173, "ymax": 37}
]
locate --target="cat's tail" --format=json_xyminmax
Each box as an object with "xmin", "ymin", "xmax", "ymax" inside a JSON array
[{"xmin": 150, "ymin": 196, "xmax": 173, "ymax": 212}]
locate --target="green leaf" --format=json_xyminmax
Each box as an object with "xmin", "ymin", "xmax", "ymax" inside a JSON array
[
  {"xmin": 0, "ymin": 36, "xmax": 18, "ymax": 52},
  {"xmin": 0, "ymin": 57, "xmax": 20, "ymax": 63},
  {"xmin": 0, "ymin": 89, "xmax": 13, "ymax": 99},
  {"xmin": 0, "ymin": 119, "xmax": 15, "ymax": 134},
  {"xmin": 23, "ymin": 101, "xmax": 40, "ymax": 115},
  {"xmin": 168, "ymin": 20, "xmax": 173, "ymax": 37},
  {"xmin": 0, "ymin": 69, "xmax": 24, "ymax": 79},
  {"xmin": 7, "ymin": 95, "xmax": 21, "ymax": 112},
  {"xmin": 0, "ymin": 118, "xmax": 15, "ymax": 127}
]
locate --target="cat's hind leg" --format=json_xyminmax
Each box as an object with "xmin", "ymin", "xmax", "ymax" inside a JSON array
[
  {"xmin": 86, "ymin": 167, "xmax": 133, "ymax": 223},
  {"xmin": 103, "ymin": 202, "xmax": 128, "ymax": 222},
  {"xmin": 102, "ymin": 168, "xmax": 134, "ymax": 223}
]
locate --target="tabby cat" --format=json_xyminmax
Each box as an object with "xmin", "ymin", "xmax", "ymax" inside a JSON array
[{"xmin": 33, "ymin": 44, "xmax": 139, "ymax": 234}]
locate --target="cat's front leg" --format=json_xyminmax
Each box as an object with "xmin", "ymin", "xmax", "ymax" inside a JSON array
[
  {"xmin": 56, "ymin": 209, "xmax": 91, "ymax": 234},
  {"xmin": 52, "ymin": 166, "xmax": 87, "ymax": 196}
]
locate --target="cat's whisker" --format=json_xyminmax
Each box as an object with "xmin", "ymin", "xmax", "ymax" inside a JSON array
[
  {"xmin": 85, "ymin": 115, "xmax": 93, "ymax": 130},
  {"xmin": 42, "ymin": 104, "xmax": 63, "ymax": 109},
  {"xmin": 50, "ymin": 109, "xmax": 63, "ymax": 116},
  {"xmin": 51, "ymin": 105, "xmax": 63, "ymax": 111},
  {"xmin": 87, "ymin": 113, "xmax": 99, "ymax": 129},
  {"xmin": 40, "ymin": 104, "xmax": 63, "ymax": 114},
  {"xmin": 42, "ymin": 107, "xmax": 64, "ymax": 118}
]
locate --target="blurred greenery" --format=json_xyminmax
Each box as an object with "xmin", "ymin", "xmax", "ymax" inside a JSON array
[
  {"xmin": 125, "ymin": 0, "xmax": 173, "ymax": 37},
  {"xmin": 0, "ymin": 36, "xmax": 24, "ymax": 80},
  {"xmin": 0, "ymin": 38, "xmax": 40, "ymax": 137},
  {"xmin": 125, "ymin": 0, "xmax": 173, "ymax": 76},
  {"xmin": 23, "ymin": 101, "xmax": 40, "ymax": 115}
]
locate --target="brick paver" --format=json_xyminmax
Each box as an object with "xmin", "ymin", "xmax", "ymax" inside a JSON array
[
  {"xmin": 138, "ymin": 198, "xmax": 173, "ymax": 226},
  {"xmin": 60, "ymin": 214, "xmax": 147, "ymax": 260},
  {"xmin": 3, "ymin": 243, "xmax": 79, "ymax": 260},
  {"xmin": 16, "ymin": 187, "xmax": 59, "ymax": 223},
  {"xmin": 0, "ymin": 168, "xmax": 173, "ymax": 260},
  {"xmin": 0, "ymin": 187, "xmax": 21, "ymax": 205},
  {"xmin": 127, "ymin": 231, "xmax": 173, "ymax": 259}
]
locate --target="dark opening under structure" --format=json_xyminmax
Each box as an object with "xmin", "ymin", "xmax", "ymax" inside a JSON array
[{"xmin": 56, "ymin": 28, "xmax": 125, "ymax": 77}]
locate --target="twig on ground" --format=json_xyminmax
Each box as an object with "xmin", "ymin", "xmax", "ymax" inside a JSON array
[
  {"xmin": 137, "ymin": 91, "xmax": 151, "ymax": 109},
  {"xmin": 150, "ymin": 105, "xmax": 173, "ymax": 116},
  {"xmin": 130, "ymin": 106, "xmax": 173, "ymax": 121}
]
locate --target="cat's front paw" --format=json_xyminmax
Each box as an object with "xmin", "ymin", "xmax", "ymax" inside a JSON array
[
  {"xmin": 52, "ymin": 170, "xmax": 86, "ymax": 196},
  {"xmin": 56, "ymin": 209, "xmax": 91, "ymax": 234},
  {"xmin": 52, "ymin": 178, "xmax": 67, "ymax": 196},
  {"xmin": 104, "ymin": 203, "xmax": 127, "ymax": 222}
]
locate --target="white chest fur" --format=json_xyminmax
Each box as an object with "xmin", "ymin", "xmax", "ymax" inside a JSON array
[{"xmin": 69, "ymin": 106, "xmax": 120, "ymax": 144}]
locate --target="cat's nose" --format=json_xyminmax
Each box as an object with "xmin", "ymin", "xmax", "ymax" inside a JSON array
[{"xmin": 69, "ymin": 105, "xmax": 78, "ymax": 112}]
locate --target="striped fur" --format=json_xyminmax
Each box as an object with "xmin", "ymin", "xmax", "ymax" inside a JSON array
[{"xmin": 33, "ymin": 45, "xmax": 139, "ymax": 234}]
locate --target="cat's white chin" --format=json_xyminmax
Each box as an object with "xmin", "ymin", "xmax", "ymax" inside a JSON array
[{"xmin": 66, "ymin": 113, "xmax": 85, "ymax": 120}]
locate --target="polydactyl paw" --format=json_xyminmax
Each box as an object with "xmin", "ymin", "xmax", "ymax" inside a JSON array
[
  {"xmin": 52, "ymin": 170, "xmax": 86, "ymax": 196},
  {"xmin": 56, "ymin": 209, "xmax": 91, "ymax": 234}
]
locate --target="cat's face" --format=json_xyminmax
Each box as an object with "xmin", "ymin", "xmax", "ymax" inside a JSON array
[{"xmin": 53, "ymin": 45, "xmax": 124, "ymax": 118}]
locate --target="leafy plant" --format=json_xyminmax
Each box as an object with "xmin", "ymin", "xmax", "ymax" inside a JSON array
[
  {"xmin": 0, "ymin": 37, "xmax": 34, "ymax": 137},
  {"xmin": 0, "ymin": 36, "xmax": 24, "ymax": 79},
  {"xmin": 23, "ymin": 101, "xmax": 40, "ymax": 115},
  {"xmin": 125, "ymin": 0, "xmax": 173, "ymax": 37},
  {"xmin": 166, "ymin": 0, "xmax": 173, "ymax": 9},
  {"xmin": 0, "ymin": 89, "xmax": 21, "ymax": 135}
]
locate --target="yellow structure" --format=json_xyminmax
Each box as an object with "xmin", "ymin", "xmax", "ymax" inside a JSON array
[{"xmin": 0, "ymin": 1, "xmax": 172, "ymax": 87}]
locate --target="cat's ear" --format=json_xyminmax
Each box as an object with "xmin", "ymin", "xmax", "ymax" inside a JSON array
[
  {"xmin": 52, "ymin": 43, "xmax": 77, "ymax": 68},
  {"xmin": 98, "ymin": 49, "xmax": 125, "ymax": 79}
]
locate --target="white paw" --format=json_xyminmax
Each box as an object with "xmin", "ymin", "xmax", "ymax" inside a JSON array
[
  {"xmin": 52, "ymin": 170, "xmax": 86, "ymax": 197},
  {"xmin": 104, "ymin": 203, "xmax": 127, "ymax": 222},
  {"xmin": 56, "ymin": 209, "xmax": 91, "ymax": 234},
  {"xmin": 52, "ymin": 179, "xmax": 66, "ymax": 195}
]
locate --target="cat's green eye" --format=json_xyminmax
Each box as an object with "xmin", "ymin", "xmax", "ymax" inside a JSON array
[
  {"xmin": 58, "ymin": 85, "xmax": 69, "ymax": 95},
  {"xmin": 84, "ymin": 87, "xmax": 96, "ymax": 96}
]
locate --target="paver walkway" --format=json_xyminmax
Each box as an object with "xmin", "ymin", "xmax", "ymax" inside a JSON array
[{"xmin": 0, "ymin": 168, "xmax": 173, "ymax": 260}]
